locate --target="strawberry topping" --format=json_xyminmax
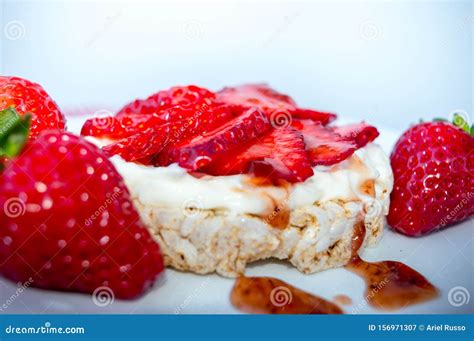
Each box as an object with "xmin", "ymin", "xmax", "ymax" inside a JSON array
[
  {"xmin": 216, "ymin": 84, "xmax": 337, "ymax": 125},
  {"xmin": 81, "ymin": 114, "xmax": 159, "ymax": 139},
  {"xmin": 333, "ymin": 122, "xmax": 380, "ymax": 148},
  {"xmin": 102, "ymin": 125, "xmax": 170, "ymax": 162},
  {"xmin": 203, "ymin": 127, "xmax": 314, "ymax": 183},
  {"xmin": 163, "ymin": 107, "xmax": 271, "ymax": 170},
  {"xmin": 80, "ymin": 84, "xmax": 379, "ymax": 183},
  {"xmin": 116, "ymin": 85, "xmax": 216, "ymax": 117}
]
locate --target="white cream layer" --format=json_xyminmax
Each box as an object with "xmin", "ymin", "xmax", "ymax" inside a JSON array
[{"xmin": 93, "ymin": 142, "xmax": 393, "ymax": 217}]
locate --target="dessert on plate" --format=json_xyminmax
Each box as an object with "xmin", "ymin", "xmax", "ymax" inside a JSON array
[{"xmin": 81, "ymin": 84, "xmax": 394, "ymax": 277}]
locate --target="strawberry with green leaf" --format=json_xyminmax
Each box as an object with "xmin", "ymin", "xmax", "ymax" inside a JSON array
[
  {"xmin": 388, "ymin": 115, "xmax": 474, "ymax": 236},
  {"xmin": 0, "ymin": 122, "xmax": 164, "ymax": 298},
  {"xmin": 0, "ymin": 108, "xmax": 31, "ymax": 170}
]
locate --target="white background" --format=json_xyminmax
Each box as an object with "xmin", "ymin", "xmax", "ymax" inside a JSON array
[{"xmin": 0, "ymin": 0, "xmax": 472, "ymax": 130}]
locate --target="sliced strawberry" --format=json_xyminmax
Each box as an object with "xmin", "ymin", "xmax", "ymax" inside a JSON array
[
  {"xmin": 217, "ymin": 83, "xmax": 296, "ymax": 109},
  {"xmin": 203, "ymin": 128, "xmax": 313, "ymax": 183},
  {"xmin": 101, "ymin": 105, "xmax": 235, "ymax": 162},
  {"xmin": 81, "ymin": 114, "xmax": 161, "ymax": 139},
  {"xmin": 291, "ymin": 109, "xmax": 337, "ymax": 124},
  {"xmin": 292, "ymin": 120, "xmax": 356, "ymax": 166},
  {"xmin": 216, "ymin": 84, "xmax": 336, "ymax": 125},
  {"xmin": 116, "ymin": 85, "xmax": 216, "ymax": 117},
  {"xmin": 162, "ymin": 108, "xmax": 271, "ymax": 170},
  {"xmin": 102, "ymin": 126, "xmax": 170, "ymax": 161},
  {"xmin": 333, "ymin": 122, "xmax": 379, "ymax": 148},
  {"xmin": 82, "ymin": 103, "xmax": 233, "ymax": 141}
]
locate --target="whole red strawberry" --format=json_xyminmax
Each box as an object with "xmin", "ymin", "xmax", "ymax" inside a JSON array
[
  {"xmin": 0, "ymin": 130, "xmax": 164, "ymax": 299},
  {"xmin": 0, "ymin": 76, "xmax": 66, "ymax": 138},
  {"xmin": 388, "ymin": 120, "xmax": 474, "ymax": 236}
]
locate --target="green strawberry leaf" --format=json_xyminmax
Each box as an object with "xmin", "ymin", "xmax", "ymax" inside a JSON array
[
  {"xmin": 0, "ymin": 107, "xmax": 31, "ymax": 159},
  {"xmin": 0, "ymin": 107, "xmax": 21, "ymax": 140}
]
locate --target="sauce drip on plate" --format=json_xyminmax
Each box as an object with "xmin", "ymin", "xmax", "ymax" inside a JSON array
[
  {"xmin": 333, "ymin": 294, "xmax": 352, "ymax": 306},
  {"xmin": 230, "ymin": 276, "xmax": 343, "ymax": 314},
  {"xmin": 346, "ymin": 222, "xmax": 439, "ymax": 310}
]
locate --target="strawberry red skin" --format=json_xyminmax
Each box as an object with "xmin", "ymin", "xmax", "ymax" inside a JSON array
[
  {"xmin": 98, "ymin": 105, "xmax": 236, "ymax": 162},
  {"xmin": 388, "ymin": 122, "xmax": 474, "ymax": 236},
  {"xmin": 0, "ymin": 76, "xmax": 66, "ymax": 139},
  {"xmin": 333, "ymin": 122, "xmax": 379, "ymax": 148},
  {"xmin": 216, "ymin": 84, "xmax": 336, "ymax": 125},
  {"xmin": 163, "ymin": 108, "xmax": 271, "ymax": 170},
  {"xmin": 102, "ymin": 126, "xmax": 170, "ymax": 162},
  {"xmin": 203, "ymin": 127, "xmax": 314, "ymax": 183},
  {"xmin": 0, "ymin": 131, "xmax": 164, "ymax": 299},
  {"xmin": 81, "ymin": 114, "xmax": 156, "ymax": 139},
  {"xmin": 116, "ymin": 85, "xmax": 216, "ymax": 118}
]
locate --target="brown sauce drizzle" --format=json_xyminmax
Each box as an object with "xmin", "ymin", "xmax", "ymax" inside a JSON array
[
  {"xmin": 333, "ymin": 294, "xmax": 352, "ymax": 306},
  {"xmin": 346, "ymin": 222, "xmax": 439, "ymax": 310},
  {"xmin": 244, "ymin": 178, "xmax": 292, "ymax": 229},
  {"xmin": 264, "ymin": 201, "xmax": 290, "ymax": 229},
  {"xmin": 359, "ymin": 179, "xmax": 376, "ymax": 197},
  {"xmin": 230, "ymin": 276, "xmax": 343, "ymax": 314}
]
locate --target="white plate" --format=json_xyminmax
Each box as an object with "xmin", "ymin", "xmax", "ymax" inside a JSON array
[{"xmin": 0, "ymin": 116, "xmax": 472, "ymax": 314}]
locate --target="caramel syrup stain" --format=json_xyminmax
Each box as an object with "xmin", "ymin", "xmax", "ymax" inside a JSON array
[
  {"xmin": 264, "ymin": 203, "xmax": 290, "ymax": 229},
  {"xmin": 231, "ymin": 276, "xmax": 343, "ymax": 314},
  {"xmin": 333, "ymin": 294, "xmax": 352, "ymax": 306},
  {"xmin": 346, "ymin": 222, "xmax": 439, "ymax": 310},
  {"xmin": 245, "ymin": 178, "xmax": 292, "ymax": 229},
  {"xmin": 360, "ymin": 179, "xmax": 376, "ymax": 197}
]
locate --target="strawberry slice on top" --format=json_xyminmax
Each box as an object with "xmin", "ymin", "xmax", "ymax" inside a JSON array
[
  {"xmin": 80, "ymin": 83, "xmax": 380, "ymax": 184},
  {"xmin": 161, "ymin": 107, "xmax": 271, "ymax": 170},
  {"xmin": 333, "ymin": 122, "xmax": 380, "ymax": 148},
  {"xmin": 116, "ymin": 85, "xmax": 216, "ymax": 118},
  {"xmin": 81, "ymin": 114, "xmax": 158, "ymax": 140},
  {"xmin": 202, "ymin": 127, "xmax": 314, "ymax": 183},
  {"xmin": 99, "ymin": 104, "xmax": 236, "ymax": 163},
  {"xmin": 216, "ymin": 83, "xmax": 337, "ymax": 125},
  {"xmin": 291, "ymin": 120, "xmax": 379, "ymax": 166}
]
